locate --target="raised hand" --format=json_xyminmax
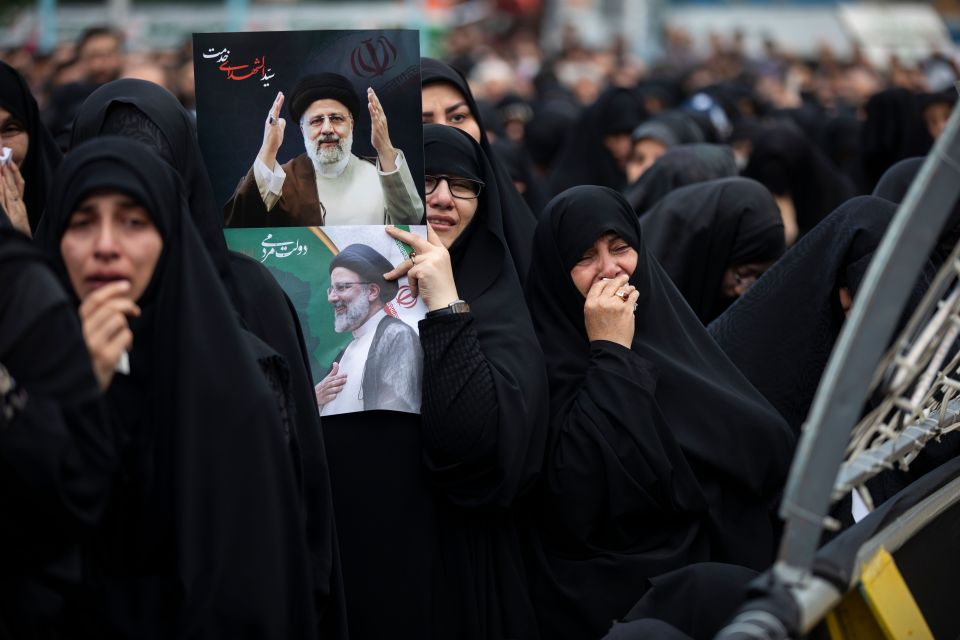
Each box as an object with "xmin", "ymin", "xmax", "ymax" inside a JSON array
[
  {"xmin": 383, "ymin": 224, "xmax": 459, "ymax": 312},
  {"xmin": 78, "ymin": 280, "xmax": 141, "ymax": 391},
  {"xmin": 368, "ymin": 87, "xmax": 397, "ymax": 172},
  {"xmin": 258, "ymin": 91, "xmax": 286, "ymax": 171},
  {"xmin": 583, "ymin": 274, "xmax": 639, "ymax": 349},
  {"xmin": 314, "ymin": 361, "xmax": 347, "ymax": 408},
  {"xmin": 0, "ymin": 160, "xmax": 29, "ymax": 236}
]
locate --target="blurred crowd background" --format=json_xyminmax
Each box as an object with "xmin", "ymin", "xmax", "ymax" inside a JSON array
[{"xmin": 3, "ymin": 0, "xmax": 960, "ymax": 205}]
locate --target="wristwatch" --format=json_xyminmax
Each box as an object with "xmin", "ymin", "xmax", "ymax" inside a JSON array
[{"xmin": 426, "ymin": 299, "xmax": 471, "ymax": 318}]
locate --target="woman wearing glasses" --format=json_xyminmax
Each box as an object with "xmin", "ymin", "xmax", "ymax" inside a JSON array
[{"xmin": 320, "ymin": 124, "xmax": 548, "ymax": 639}]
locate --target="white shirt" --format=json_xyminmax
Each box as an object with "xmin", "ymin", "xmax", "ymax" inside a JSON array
[
  {"xmin": 254, "ymin": 150, "xmax": 421, "ymax": 225},
  {"xmin": 321, "ymin": 308, "xmax": 387, "ymax": 416}
]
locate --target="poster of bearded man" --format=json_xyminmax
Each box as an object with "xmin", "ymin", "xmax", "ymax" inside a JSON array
[
  {"xmin": 225, "ymin": 224, "xmax": 428, "ymax": 416},
  {"xmin": 194, "ymin": 29, "xmax": 424, "ymax": 227}
]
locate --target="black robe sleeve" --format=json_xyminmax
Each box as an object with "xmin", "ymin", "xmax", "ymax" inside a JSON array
[
  {"xmin": 541, "ymin": 341, "xmax": 707, "ymax": 547},
  {"xmin": 419, "ymin": 312, "xmax": 543, "ymax": 509},
  {"xmin": 527, "ymin": 342, "xmax": 714, "ymax": 640},
  {"xmin": 0, "ymin": 262, "xmax": 116, "ymax": 636},
  {"xmin": 0, "ymin": 264, "xmax": 115, "ymax": 541}
]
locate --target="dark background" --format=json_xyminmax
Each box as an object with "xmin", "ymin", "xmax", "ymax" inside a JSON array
[{"xmin": 193, "ymin": 29, "xmax": 424, "ymax": 212}]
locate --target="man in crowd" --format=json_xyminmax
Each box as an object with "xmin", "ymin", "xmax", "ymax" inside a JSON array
[
  {"xmin": 76, "ymin": 27, "xmax": 124, "ymax": 87},
  {"xmin": 315, "ymin": 243, "xmax": 422, "ymax": 416},
  {"xmin": 225, "ymin": 72, "xmax": 423, "ymax": 226}
]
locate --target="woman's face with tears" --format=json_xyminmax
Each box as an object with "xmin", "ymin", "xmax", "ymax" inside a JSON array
[
  {"xmin": 60, "ymin": 188, "xmax": 164, "ymax": 302},
  {"xmin": 570, "ymin": 232, "xmax": 639, "ymax": 297}
]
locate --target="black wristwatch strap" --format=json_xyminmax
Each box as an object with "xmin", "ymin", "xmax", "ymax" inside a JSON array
[{"xmin": 425, "ymin": 299, "xmax": 470, "ymax": 318}]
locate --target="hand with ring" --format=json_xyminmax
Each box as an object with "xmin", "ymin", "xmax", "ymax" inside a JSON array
[
  {"xmin": 583, "ymin": 274, "xmax": 639, "ymax": 348},
  {"xmin": 258, "ymin": 91, "xmax": 286, "ymax": 172},
  {"xmin": 383, "ymin": 224, "xmax": 460, "ymax": 311}
]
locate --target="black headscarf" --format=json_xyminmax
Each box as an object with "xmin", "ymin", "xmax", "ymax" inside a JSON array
[
  {"xmin": 489, "ymin": 137, "xmax": 549, "ymax": 216},
  {"xmin": 872, "ymin": 156, "xmax": 925, "ymax": 203},
  {"xmin": 421, "ymin": 58, "xmax": 538, "ymax": 278},
  {"xmin": 641, "ymin": 177, "xmax": 785, "ymax": 324},
  {"xmin": 0, "ymin": 206, "xmax": 115, "ymax": 635},
  {"xmin": 523, "ymin": 101, "xmax": 577, "ymax": 171},
  {"xmin": 547, "ymin": 87, "xmax": 647, "ymax": 197},
  {"xmin": 36, "ymin": 137, "xmax": 317, "ymax": 638},
  {"xmin": 421, "ymin": 123, "xmax": 548, "ymax": 507},
  {"xmin": 871, "ymin": 155, "xmax": 960, "ymax": 280},
  {"xmin": 65, "ymin": 79, "xmax": 346, "ymax": 639},
  {"xmin": 524, "ymin": 185, "xmax": 794, "ymax": 639},
  {"xmin": 68, "ymin": 79, "xmax": 233, "ymax": 287},
  {"xmin": 708, "ymin": 196, "xmax": 904, "ymax": 433},
  {"xmin": 0, "ymin": 61, "xmax": 63, "ymax": 232},
  {"xmin": 742, "ymin": 120, "xmax": 856, "ymax": 237},
  {"xmin": 860, "ymin": 88, "xmax": 932, "ymax": 192},
  {"xmin": 631, "ymin": 110, "xmax": 705, "ymax": 148},
  {"xmin": 625, "ymin": 143, "xmax": 738, "ymax": 215}
]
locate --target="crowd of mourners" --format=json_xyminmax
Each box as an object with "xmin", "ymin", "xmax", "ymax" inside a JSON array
[{"xmin": 2, "ymin": 15, "xmax": 960, "ymax": 640}]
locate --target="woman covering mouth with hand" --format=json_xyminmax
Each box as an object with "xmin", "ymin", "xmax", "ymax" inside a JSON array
[{"xmin": 34, "ymin": 137, "xmax": 319, "ymax": 638}]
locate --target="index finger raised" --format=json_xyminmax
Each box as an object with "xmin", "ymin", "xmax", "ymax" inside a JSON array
[
  {"xmin": 270, "ymin": 91, "xmax": 284, "ymax": 118},
  {"xmin": 385, "ymin": 225, "xmax": 430, "ymax": 253}
]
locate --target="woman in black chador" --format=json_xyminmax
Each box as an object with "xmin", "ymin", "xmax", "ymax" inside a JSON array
[
  {"xmin": 546, "ymin": 88, "xmax": 646, "ymax": 198},
  {"xmin": 624, "ymin": 143, "xmax": 737, "ymax": 216},
  {"xmin": 35, "ymin": 137, "xmax": 318, "ymax": 638},
  {"xmin": 640, "ymin": 177, "xmax": 785, "ymax": 324},
  {"xmin": 708, "ymin": 195, "xmax": 912, "ymax": 434},
  {"xmin": 67, "ymin": 79, "xmax": 346, "ymax": 638},
  {"xmin": 421, "ymin": 57, "xmax": 538, "ymax": 277},
  {"xmin": 315, "ymin": 124, "xmax": 548, "ymax": 639},
  {"xmin": 523, "ymin": 185, "xmax": 794, "ymax": 640},
  {"xmin": 0, "ymin": 61, "xmax": 63, "ymax": 234}
]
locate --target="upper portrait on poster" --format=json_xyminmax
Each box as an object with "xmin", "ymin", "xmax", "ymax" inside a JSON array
[{"xmin": 194, "ymin": 30, "xmax": 424, "ymax": 228}]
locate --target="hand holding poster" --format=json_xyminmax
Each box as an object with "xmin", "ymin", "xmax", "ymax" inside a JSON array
[{"xmin": 225, "ymin": 225, "xmax": 428, "ymax": 416}]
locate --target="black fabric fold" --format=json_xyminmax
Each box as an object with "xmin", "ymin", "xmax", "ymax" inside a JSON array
[
  {"xmin": 742, "ymin": 120, "xmax": 856, "ymax": 237},
  {"xmin": 0, "ymin": 206, "xmax": 115, "ymax": 637},
  {"xmin": 546, "ymin": 87, "xmax": 646, "ymax": 198},
  {"xmin": 640, "ymin": 177, "xmax": 785, "ymax": 324},
  {"xmin": 708, "ymin": 196, "xmax": 906, "ymax": 433},
  {"xmin": 624, "ymin": 143, "xmax": 737, "ymax": 216}
]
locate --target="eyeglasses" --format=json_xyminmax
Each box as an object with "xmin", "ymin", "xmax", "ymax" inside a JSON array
[
  {"xmin": 305, "ymin": 113, "xmax": 352, "ymax": 128},
  {"xmin": 327, "ymin": 282, "xmax": 370, "ymax": 295},
  {"xmin": 424, "ymin": 175, "xmax": 484, "ymax": 199}
]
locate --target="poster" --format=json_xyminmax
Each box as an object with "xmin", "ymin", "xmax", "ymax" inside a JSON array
[
  {"xmin": 225, "ymin": 225, "xmax": 428, "ymax": 416},
  {"xmin": 194, "ymin": 29, "xmax": 424, "ymax": 227}
]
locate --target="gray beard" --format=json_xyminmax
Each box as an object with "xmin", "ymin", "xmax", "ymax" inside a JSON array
[
  {"xmin": 333, "ymin": 290, "xmax": 371, "ymax": 333},
  {"xmin": 306, "ymin": 130, "xmax": 353, "ymax": 178}
]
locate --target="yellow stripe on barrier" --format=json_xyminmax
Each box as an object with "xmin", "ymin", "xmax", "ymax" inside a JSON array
[{"xmin": 824, "ymin": 547, "xmax": 932, "ymax": 639}]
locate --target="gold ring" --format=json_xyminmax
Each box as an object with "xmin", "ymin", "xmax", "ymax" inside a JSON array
[
  {"xmin": 409, "ymin": 252, "xmax": 416, "ymax": 266},
  {"xmin": 616, "ymin": 289, "xmax": 629, "ymax": 302}
]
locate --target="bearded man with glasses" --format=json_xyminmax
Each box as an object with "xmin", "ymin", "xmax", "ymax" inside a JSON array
[
  {"xmin": 315, "ymin": 242, "xmax": 422, "ymax": 416},
  {"xmin": 225, "ymin": 72, "xmax": 423, "ymax": 227}
]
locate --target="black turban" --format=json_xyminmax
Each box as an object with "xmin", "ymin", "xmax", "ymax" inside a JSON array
[
  {"xmin": 289, "ymin": 72, "xmax": 361, "ymax": 125},
  {"xmin": 329, "ymin": 243, "xmax": 398, "ymax": 303}
]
